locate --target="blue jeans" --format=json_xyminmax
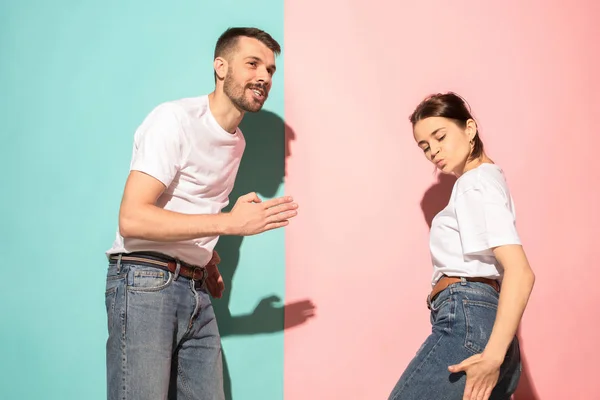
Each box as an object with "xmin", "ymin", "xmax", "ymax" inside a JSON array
[
  {"xmin": 105, "ymin": 257, "xmax": 224, "ymax": 400},
  {"xmin": 388, "ymin": 279, "xmax": 521, "ymax": 400}
]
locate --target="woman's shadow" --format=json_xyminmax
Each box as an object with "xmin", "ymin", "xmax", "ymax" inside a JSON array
[
  {"xmin": 421, "ymin": 173, "xmax": 539, "ymax": 400},
  {"xmin": 213, "ymin": 110, "xmax": 316, "ymax": 400}
]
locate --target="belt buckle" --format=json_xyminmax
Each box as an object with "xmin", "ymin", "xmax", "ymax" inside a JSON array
[{"xmin": 191, "ymin": 266, "xmax": 206, "ymax": 282}]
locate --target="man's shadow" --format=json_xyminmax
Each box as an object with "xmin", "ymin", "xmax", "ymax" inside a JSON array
[
  {"xmin": 421, "ymin": 173, "xmax": 540, "ymax": 400},
  {"xmin": 213, "ymin": 110, "xmax": 316, "ymax": 400}
]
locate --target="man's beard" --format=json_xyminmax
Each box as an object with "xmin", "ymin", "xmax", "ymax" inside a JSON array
[{"xmin": 223, "ymin": 73, "xmax": 267, "ymax": 113}]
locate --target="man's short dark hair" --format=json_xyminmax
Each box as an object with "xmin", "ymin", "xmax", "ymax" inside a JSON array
[{"xmin": 213, "ymin": 27, "xmax": 281, "ymax": 81}]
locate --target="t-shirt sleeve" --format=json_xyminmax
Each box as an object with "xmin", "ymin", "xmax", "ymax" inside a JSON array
[
  {"xmin": 130, "ymin": 103, "xmax": 186, "ymax": 188},
  {"xmin": 454, "ymin": 181, "xmax": 521, "ymax": 255}
]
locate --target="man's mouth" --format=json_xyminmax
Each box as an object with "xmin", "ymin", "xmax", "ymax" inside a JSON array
[{"xmin": 248, "ymin": 86, "xmax": 266, "ymax": 101}]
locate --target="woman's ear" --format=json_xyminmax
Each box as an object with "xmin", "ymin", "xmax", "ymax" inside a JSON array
[{"xmin": 465, "ymin": 119, "xmax": 478, "ymax": 141}]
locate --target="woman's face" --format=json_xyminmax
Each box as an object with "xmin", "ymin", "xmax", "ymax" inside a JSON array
[{"xmin": 413, "ymin": 116, "xmax": 476, "ymax": 175}]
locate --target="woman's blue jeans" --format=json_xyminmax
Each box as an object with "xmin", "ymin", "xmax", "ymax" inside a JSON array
[{"xmin": 388, "ymin": 279, "xmax": 521, "ymax": 400}]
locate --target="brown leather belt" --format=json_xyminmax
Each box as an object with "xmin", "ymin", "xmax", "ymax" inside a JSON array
[
  {"xmin": 109, "ymin": 252, "xmax": 207, "ymax": 281},
  {"xmin": 428, "ymin": 275, "xmax": 500, "ymax": 306}
]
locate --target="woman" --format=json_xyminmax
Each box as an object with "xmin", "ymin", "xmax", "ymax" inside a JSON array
[{"xmin": 388, "ymin": 93, "xmax": 535, "ymax": 400}]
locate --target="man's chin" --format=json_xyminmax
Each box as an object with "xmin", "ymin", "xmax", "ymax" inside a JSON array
[
  {"xmin": 245, "ymin": 100, "xmax": 265, "ymax": 113},
  {"xmin": 233, "ymin": 94, "xmax": 263, "ymax": 113}
]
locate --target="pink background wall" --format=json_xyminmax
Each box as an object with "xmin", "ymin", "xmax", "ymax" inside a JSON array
[{"xmin": 284, "ymin": 1, "xmax": 600, "ymax": 399}]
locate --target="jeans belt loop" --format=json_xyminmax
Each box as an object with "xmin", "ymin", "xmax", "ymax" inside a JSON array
[{"xmin": 173, "ymin": 260, "xmax": 181, "ymax": 281}]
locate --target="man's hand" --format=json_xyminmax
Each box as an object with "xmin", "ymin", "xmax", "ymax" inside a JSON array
[
  {"xmin": 448, "ymin": 353, "xmax": 502, "ymax": 400},
  {"xmin": 227, "ymin": 193, "xmax": 298, "ymax": 236},
  {"xmin": 205, "ymin": 250, "xmax": 224, "ymax": 298}
]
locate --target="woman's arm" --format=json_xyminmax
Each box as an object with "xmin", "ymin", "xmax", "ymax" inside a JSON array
[
  {"xmin": 448, "ymin": 244, "xmax": 535, "ymax": 400},
  {"xmin": 483, "ymin": 244, "xmax": 535, "ymax": 362}
]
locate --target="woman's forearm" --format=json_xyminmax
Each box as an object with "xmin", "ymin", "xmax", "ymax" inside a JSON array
[{"xmin": 483, "ymin": 245, "xmax": 535, "ymax": 362}]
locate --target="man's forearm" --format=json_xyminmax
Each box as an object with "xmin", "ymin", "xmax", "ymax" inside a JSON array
[{"xmin": 119, "ymin": 204, "xmax": 236, "ymax": 242}]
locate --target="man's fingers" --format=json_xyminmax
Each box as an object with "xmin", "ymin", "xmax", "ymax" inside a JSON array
[
  {"xmin": 266, "ymin": 209, "xmax": 298, "ymax": 224},
  {"xmin": 207, "ymin": 279, "xmax": 221, "ymax": 298},
  {"xmin": 262, "ymin": 220, "xmax": 290, "ymax": 232},
  {"xmin": 206, "ymin": 279, "xmax": 216, "ymax": 296},
  {"xmin": 239, "ymin": 192, "xmax": 261, "ymax": 203},
  {"xmin": 262, "ymin": 196, "xmax": 295, "ymax": 209},
  {"xmin": 265, "ymin": 202, "xmax": 298, "ymax": 217},
  {"xmin": 211, "ymin": 250, "xmax": 221, "ymax": 265}
]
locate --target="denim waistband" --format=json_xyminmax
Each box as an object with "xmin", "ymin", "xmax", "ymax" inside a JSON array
[
  {"xmin": 429, "ymin": 279, "xmax": 500, "ymax": 309},
  {"xmin": 108, "ymin": 255, "xmax": 207, "ymax": 289},
  {"xmin": 109, "ymin": 251, "xmax": 200, "ymax": 270}
]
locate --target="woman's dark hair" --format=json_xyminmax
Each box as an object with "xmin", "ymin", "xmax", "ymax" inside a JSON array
[{"xmin": 409, "ymin": 92, "xmax": 484, "ymax": 161}]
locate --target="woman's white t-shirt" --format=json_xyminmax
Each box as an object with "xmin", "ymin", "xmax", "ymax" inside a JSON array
[{"xmin": 429, "ymin": 164, "xmax": 521, "ymax": 286}]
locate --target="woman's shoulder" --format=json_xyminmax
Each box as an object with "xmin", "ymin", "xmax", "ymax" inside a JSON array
[{"xmin": 455, "ymin": 163, "xmax": 509, "ymax": 197}]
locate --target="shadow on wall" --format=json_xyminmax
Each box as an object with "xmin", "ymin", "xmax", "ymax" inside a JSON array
[
  {"xmin": 213, "ymin": 110, "xmax": 316, "ymax": 400},
  {"xmin": 420, "ymin": 173, "xmax": 540, "ymax": 400}
]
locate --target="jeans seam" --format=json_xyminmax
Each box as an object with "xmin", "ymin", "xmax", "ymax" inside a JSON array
[
  {"xmin": 447, "ymin": 298, "xmax": 455, "ymax": 333},
  {"xmin": 176, "ymin": 360, "xmax": 193, "ymax": 399},
  {"xmin": 105, "ymin": 287, "xmax": 117, "ymax": 332},
  {"xmin": 121, "ymin": 284, "xmax": 128, "ymax": 400}
]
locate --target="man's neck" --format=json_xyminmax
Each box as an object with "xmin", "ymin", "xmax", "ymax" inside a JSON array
[{"xmin": 208, "ymin": 91, "xmax": 244, "ymax": 134}]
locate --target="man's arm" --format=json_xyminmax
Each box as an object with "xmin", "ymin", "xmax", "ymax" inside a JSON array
[{"xmin": 118, "ymin": 170, "xmax": 298, "ymax": 241}]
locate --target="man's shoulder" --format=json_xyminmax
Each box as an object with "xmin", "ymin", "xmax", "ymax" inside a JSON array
[
  {"xmin": 145, "ymin": 95, "xmax": 209, "ymax": 121},
  {"xmin": 168, "ymin": 95, "xmax": 209, "ymax": 118}
]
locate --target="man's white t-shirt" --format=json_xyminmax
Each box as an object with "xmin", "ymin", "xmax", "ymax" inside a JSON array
[
  {"xmin": 106, "ymin": 95, "xmax": 246, "ymax": 267},
  {"xmin": 429, "ymin": 164, "xmax": 521, "ymax": 286}
]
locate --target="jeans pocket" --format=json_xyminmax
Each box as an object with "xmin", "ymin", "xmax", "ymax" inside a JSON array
[
  {"xmin": 462, "ymin": 299, "xmax": 497, "ymax": 354},
  {"xmin": 127, "ymin": 267, "xmax": 173, "ymax": 292}
]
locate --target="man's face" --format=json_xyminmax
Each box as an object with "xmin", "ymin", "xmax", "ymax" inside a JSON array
[{"xmin": 222, "ymin": 36, "xmax": 277, "ymax": 113}]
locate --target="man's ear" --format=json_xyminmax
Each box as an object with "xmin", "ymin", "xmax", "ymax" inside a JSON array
[{"xmin": 214, "ymin": 57, "xmax": 227, "ymax": 81}]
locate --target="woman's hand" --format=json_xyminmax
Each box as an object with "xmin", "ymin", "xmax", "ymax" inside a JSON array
[{"xmin": 448, "ymin": 353, "xmax": 502, "ymax": 400}]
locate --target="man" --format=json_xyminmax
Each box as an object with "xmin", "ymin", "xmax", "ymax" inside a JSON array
[{"xmin": 104, "ymin": 27, "xmax": 297, "ymax": 400}]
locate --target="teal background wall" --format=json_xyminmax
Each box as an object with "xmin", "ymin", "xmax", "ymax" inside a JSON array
[{"xmin": 0, "ymin": 1, "xmax": 285, "ymax": 399}]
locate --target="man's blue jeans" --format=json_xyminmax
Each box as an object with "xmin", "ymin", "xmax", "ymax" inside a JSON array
[
  {"xmin": 388, "ymin": 279, "xmax": 521, "ymax": 400},
  {"xmin": 105, "ymin": 256, "xmax": 224, "ymax": 400}
]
